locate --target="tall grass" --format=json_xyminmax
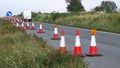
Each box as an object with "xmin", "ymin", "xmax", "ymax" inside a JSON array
[
  {"xmin": 0, "ymin": 18, "xmax": 87, "ymax": 68},
  {"xmin": 34, "ymin": 12, "xmax": 120, "ymax": 33}
]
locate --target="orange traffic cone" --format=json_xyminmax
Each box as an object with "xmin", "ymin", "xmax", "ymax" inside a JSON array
[
  {"xmin": 31, "ymin": 20, "xmax": 35, "ymax": 30},
  {"xmin": 86, "ymin": 29, "xmax": 102, "ymax": 57},
  {"xmin": 21, "ymin": 21, "xmax": 24, "ymax": 30},
  {"xmin": 38, "ymin": 22, "xmax": 44, "ymax": 33},
  {"xmin": 74, "ymin": 29, "xmax": 83, "ymax": 55},
  {"xmin": 59, "ymin": 30, "xmax": 66, "ymax": 53},
  {"xmin": 26, "ymin": 19, "xmax": 30, "ymax": 30},
  {"xmin": 51, "ymin": 24, "xmax": 60, "ymax": 40}
]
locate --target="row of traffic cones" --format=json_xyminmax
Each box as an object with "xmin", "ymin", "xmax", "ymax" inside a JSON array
[
  {"xmin": 21, "ymin": 20, "xmax": 35, "ymax": 30},
  {"xmin": 11, "ymin": 18, "xmax": 44, "ymax": 33},
  {"xmin": 19, "ymin": 19, "xmax": 102, "ymax": 57},
  {"xmin": 5, "ymin": 17, "xmax": 36, "ymax": 30},
  {"xmin": 59, "ymin": 29, "xmax": 102, "ymax": 57},
  {"xmin": 20, "ymin": 20, "xmax": 45, "ymax": 33},
  {"xmin": 6, "ymin": 17, "xmax": 102, "ymax": 57}
]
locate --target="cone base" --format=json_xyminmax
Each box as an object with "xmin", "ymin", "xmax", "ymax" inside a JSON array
[
  {"xmin": 26, "ymin": 27, "xmax": 30, "ymax": 30},
  {"xmin": 13, "ymin": 22, "xmax": 16, "ymax": 25},
  {"xmin": 54, "ymin": 34, "xmax": 59, "ymax": 39},
  {"xmin": 37, "ymin": 32, "xmax": 45, "ymax": 33},
  {"xmin": 74, "ymin": 46, "xmax": 82, "ymax": 55},
  {"xmin": 85, "ymin": 54, "xmax": 103, "ymax": 57},
  {"xmin": 31, "ymin": 27, "xmax": 35, "ymax": 30},
  {"xmin": 51, "ymin": 38, "xmax": 60, "ymax": 40},
  {"xmin": 59, "ymin": 47, "xmax": 66, "ymax": 53},
  {"xmin": 21, "ymin": 27, "xmax": 24, "ymax": 30},
  {"xmin": 89, "ymin": 46, "xmax": 98, "ymax": 54},
  {"xmin": 38, "ymin": 29, "xmax": 44, "ymax": 33}
]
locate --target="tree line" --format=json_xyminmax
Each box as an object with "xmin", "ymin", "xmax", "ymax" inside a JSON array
[{"xmin": 65, "ymin": 0, "xmax": 118, "ymax": 13}]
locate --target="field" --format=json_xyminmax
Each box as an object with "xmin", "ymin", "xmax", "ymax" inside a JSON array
[
  {"xmin": 0, "ymin": 18, "xmax": 87, "ymax": 68},
  {"xmin": 33, "ymin": 12, "xmax": 120, "ymax": 33}
]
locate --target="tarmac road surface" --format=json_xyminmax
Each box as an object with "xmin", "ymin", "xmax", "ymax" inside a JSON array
[{"xmin": 25, "ymin": 21, "xmax": 120, "ymax": 68}]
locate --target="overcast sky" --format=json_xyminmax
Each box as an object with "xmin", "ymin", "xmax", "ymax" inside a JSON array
[{"xmin": 0, "ymin": 0, "xmax": 120, "ymax": 17}]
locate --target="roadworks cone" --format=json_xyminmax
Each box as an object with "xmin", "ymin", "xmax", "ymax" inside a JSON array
[
  {"xmin": 21, "ymin": 21, "xmax": 24, "ymax": 30},
  {"xmin": 26, "ymin": 20, "xmax": 30, "ymax": 30},
  {"xmin": 38, "ymin": 22, "xmax": 44, "ymax": 33},
  {"xmin": 74, "ymin": 29, "xmax": 83, "ymax": 56},
  {"xmin": 59, "ymin": 30, "xmax": 66, "ymax": 53},
  {"xmin": 13, "ymin": 19, "xmax": 17, "ymax": 25},
  {"xmin": 31, "ymin": 20, "xmax": 35, "ymax": 30},
  {"xmin": 51, "ymin": 24, "xmax": 60, "ymax": 40},
  {"xmin": 16, "ymin": 22, "xmax": 19, "ymax": 27},
  {"xmin": 16, "ymin": 19, "xmax": 20, "ymax": 24},
  {"xmin": 86, "ymin": 29, "xmax": 102, "ymax": 57},
  {"xmin": 11, "ymin": 18, "xmax": 14, "ymax": 23}
]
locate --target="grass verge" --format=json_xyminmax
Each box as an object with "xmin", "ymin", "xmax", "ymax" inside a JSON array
[
  {"xmin": 0, "ymin": 18, "xmax": 87, "ymax": 68},
  {"xmin": 33, "ymin": 12, "xmax": 120, "ymax": 34}
]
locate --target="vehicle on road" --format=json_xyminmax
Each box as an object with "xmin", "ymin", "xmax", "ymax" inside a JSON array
[{"xmin": 22, "ymin": 10, "xmax": 32, "ymax": 21}]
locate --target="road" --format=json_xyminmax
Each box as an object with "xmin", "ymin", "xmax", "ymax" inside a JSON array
[{"xmin": 25, "ymin": 21, "xmax": 120, "ymax": 68}]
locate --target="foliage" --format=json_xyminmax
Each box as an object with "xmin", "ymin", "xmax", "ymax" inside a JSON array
[
  {"xmin": 101, "ymin": 1, "xmax": 117, "ymax": 12},
  {"xmin": 32, "ymin": 12, "xmax": 38, "ymax": 19},
  {"xmin": 51, "ymin": 12, "xmax": 60, "ymax": 21},
  {"xmin": 65, "ymin": 0, "xmax": 71, "ymax": 3},
  {"xmin": 0, "ymin": 18, "xmax": 87, "ymax": 68},
  {"xmin": 93, "ymin": 1, "xmax": 117, "ymax": 12},
  {"xmin": 51, "ymin": 12, "xmax": 69, "ymax": 21},
  {"xmin": 66, "ymin": 0, "xmax": 85, "ymax": 12},
  {"xmin": 34, "ymin": 12, "xmax": 120, "ymax": 33},
  {"xmin": 94, "ymin": 6, "xmax": 104, "ymax": 11}
]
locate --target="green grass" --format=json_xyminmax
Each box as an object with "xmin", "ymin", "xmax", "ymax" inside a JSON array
[
  {"xmin": 33, "ymin": 12, "xmax": 120, "ymax": 33},
  {"xmin": 0, "ymin": 18, "xmax": 87, "ymax": 68}
]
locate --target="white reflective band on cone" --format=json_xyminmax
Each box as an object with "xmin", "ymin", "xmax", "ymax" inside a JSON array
[
  {"xmin": 40, "ymin": 24, "xmax": 42, "ymax": 29},
  {"xmin": 54, "ymin": 28, "xmax": 58, "ymax": 34},
  {"xmin": 60, "ymin": 36, "xmax": 65, "ymax": 47},
  {"xmin": 75, "ymin": 36, "xmax": 81, "ymax": 46},
  {"xmin": 90, "ymin": 35, "xmax": 96, "ymax": 46},
  {"xmin": 32, "ymin": 23, "xmax": 34, "ymax": 26}
]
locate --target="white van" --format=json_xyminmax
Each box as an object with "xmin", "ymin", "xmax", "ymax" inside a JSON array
[{"xmin": 23, "ymin": 10, "xmax": 32, "ymax": 21}]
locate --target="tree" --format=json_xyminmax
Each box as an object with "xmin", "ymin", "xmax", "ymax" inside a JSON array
[
  {"xmin": 65, "ymin": 0, "xmax": 71, "ymax": 3},
  {"xmin": 101, "ymin": 1, "xmax": 117, "ymax": 12},
  {"xmin": 93, "ymin": 1, "xmax": 117, "ymax": 12},
  {"xmin": 66, "ymin": 0, "xmax": 85, "ymax": 12},
  {"xmin": 94, "ymin": 6, "xmax": 104, "ymax": 11}
]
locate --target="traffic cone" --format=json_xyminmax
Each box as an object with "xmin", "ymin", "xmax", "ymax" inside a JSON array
[
  {"xmin": 26, "ymin": 19, "xmax": 30, "ymax": 30},
  {"xmin": 59, "ymin": 30, "xmax": 66, "ymax": 53},
  {"xmin": 31, "ymin": 20, "xmax": 35, "ymax": 30},
  {"xmin": 51, "ymin": 24, "xmax": 60, "ymax": 40},
  {"xmin": 21, "ymin": 21, "xmax": 24, "ymax": 30},
  {"xmin": 38, "ymin": 22, "xmax": 44, "ymax": 33},
  {"xmin": 16, "ymin": 22, "xmax": 19, "ymax": 27},
  {"xmin": 11, "ymin": 18, "xmax": 14, "ymax": 23},
  {"xmin": 74, "ymin": 29, "xmax": 83, "ymax": 56},
  {"xmin": 16, "ymin": 19, "xmax": 20, "ymax": 23},
  {"xmin": 86, "ymin": 29, "xmax": 102, "ymax": 57},
  {"xmin": 11, "ymin": 19, "xmax": 13, "ymax": 23},
  {"xmin": 13, "ymin": 19, "xmax": 17, "ymax": 25}
]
